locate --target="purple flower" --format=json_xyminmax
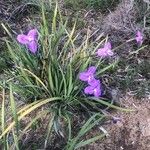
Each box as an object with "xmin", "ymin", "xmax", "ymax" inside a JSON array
[
  {"xmin": 84, "ymin": 79, "xmax": 102, "ymax": 97},
  {"xmin": 96, "ymin": 42, "xmax": 114, "ymax": 58},
  {"xmin": 17, "ymin": 29, "xmax": 38, "ymax": 54},
  {"xmin": 79, "ymin": 66, "xmax": 96, "ymax": 83},
  {"xmin": 135, "ymin": 31, "xmax": 143, "ymax": 45}
]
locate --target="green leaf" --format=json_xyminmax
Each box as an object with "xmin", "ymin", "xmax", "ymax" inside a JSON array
[
  {"xmin": 52, "ymin": 2, "xmax": 58, "ymax": 33},
  {"xmin": 66, "ymin": 113, "xmax": 104, "ymax": 150},
  {"xmin": 10, "ymin": 84, "xmax": 19, "ymax": 134},
  {"xmin": 75, "ymin": 134, "xmax": 105, "ymax": 149},
  {"xmin": 67, "ymin": 65, "xmax": 73, "ymax": 96},
  {"xmin": 1, "ymin": 87, "xmax": 7, "ymax": 150},
  {"xmin": 44, "ymin": 114, "xmax": 55, "ymax": 148},
  {"xmin": 12, "ymin": 129, "xmax": 19, "ymax": 150},
  {"xmin": 91, "ymin": 97, "xmax": 134, "ymax": 112},
  {"xmin": 0, "ymin": 97, "xmax": 61, "ymax": 139}
]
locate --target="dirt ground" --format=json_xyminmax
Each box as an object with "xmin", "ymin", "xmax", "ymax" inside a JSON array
[{"xmin": 86, "ymin": 95, "xmax": 150, "ymax": 150}]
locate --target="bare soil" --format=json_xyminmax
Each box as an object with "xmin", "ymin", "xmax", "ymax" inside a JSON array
[{"xmin": 86, "ymin": 96, "xmax": 150, "ymax": 150}]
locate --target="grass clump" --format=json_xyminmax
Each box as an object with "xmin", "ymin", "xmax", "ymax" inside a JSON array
[{"xmin": 0, "ymin": 1, "xmax": 132, "ymax": 149}]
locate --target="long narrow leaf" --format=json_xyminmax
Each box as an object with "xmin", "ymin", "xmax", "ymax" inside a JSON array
[
  {"xmin": 12, "ymin": 129, "xmax": 19, "ymax": 150},
  {"xmin": 67, "ymin": 65, "xmax": 73, "ymax": 96},
  {"xmin": 91, "ymin": 98, "xmax": 134, "ymax": 112},
  {"xmin": 1, "ymin": 87, "xmax": 6, "ymax": 150},
  {"xmin": 18, "ymin": 67, "xmax": 50, "ymax": 94},
  {"xmin": 75, "ymin": 134, "xmax": 106, "ymax": 149},
  {"xmin": 10, "ymin": 84, "xmax": 19, "ymax": 134},
  {"xmin": 44, "ymin": 114, "xmax": 55, "ymax": 148},
  {"xmin": 0, "ymin": 97, "xmax": 61, "ymax": 139},
  {"xmin": 52, "ymin": 2, "xmax": 58, "ymax": 33}
]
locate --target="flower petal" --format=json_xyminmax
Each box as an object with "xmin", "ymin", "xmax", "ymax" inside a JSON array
[
  {"xmin": 96, "ymin": 42, "xmax": 113, "ymax": 57},
  {"xmin": 79, "ymin": 72, "xmax": 89, "ymax": 81},
  {"xmin": 137, "ymin": 31, "xmax": 142, "ymax": 37},
  {"xmin": 88, "ymin": 66, "xmax": 96, "ymax": 74},
  {"xmin": 27, "ymin": 41, "xmax": 38, "ymax": 53},
  {"xmin": 27, "ymin": 29, "xmax": 38, "ymax": 39},
  {"xmin": 17, "ymin": 34, "xmax": 28, "ymax": 44},
  {"xmin": 96, "ymin": 48, "xmax": 107, "ymax": 57},
  {"xmin": 84, "ymin": 86, "xmax": 94, "ymax": 95},
  {"xmin": 104, "ymin": 42, "xmax": 112, "ymax": 49},
  {"xmin": 136, "ymin": 31, "xmax": 143, "ymax": 45},
  {"xmin": 79, "ymin": 66, "xmax": 96, "ymax": 82},
  {"xmin": 88, "ymin": 79, "xmax": 100, "ymax": 86},
  {"xmin": 93, "ymin": 85, "xmax": 102, "ymax": 97}
]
